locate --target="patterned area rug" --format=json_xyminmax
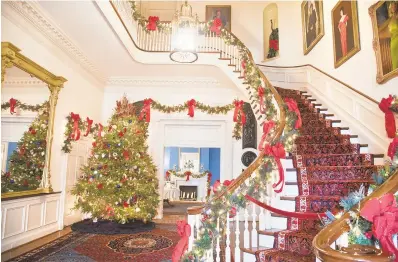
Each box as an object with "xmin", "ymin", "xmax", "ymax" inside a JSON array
[
  {"xmin": 8, "ymin": 225, "xmax": 177, "ymax": 262},
  {"xmin": 254, "ymin": 88, "xmax": 380, "ymax": 262}
]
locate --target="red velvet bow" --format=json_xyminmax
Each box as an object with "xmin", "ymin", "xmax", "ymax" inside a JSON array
[
  {"xmin": 259, "ymin": 120, "xmax": 276, "ymax": 151},
  {"xmin": 285, "ymin": 98, "xmax": 302, "ymax": 129},
  {"xmin": 213, "ymin": 179, "xmax": 221, "ymax": 193},
  {"xmin": 263, "ymin": 143, "xmax": 286, "ymax": 193},
  {"xmin": 258, "ymin": 86, "xmax": 266, "ymax": 114},
  {"xmin": 207, "ymin": 172, "xmax": 212, "ymax": 183},
  {"xmin": 210, "ymin": 18, "xmax": 222, "ymax": 35},
  {"xmin": 360, "ymin": 193, "xmax": 398, "ymax": 257},
  {"xmin": 172, "ymin": 220, "xmax": 191, "ymax": 262},
  {"xmin": 9, "ymin": 98, "xmax": 17, "ymax": 114},
  {"xmin": 139, "ymin": 98, "xmax": 153, "ymax": 123},
  {"xmin": 184, "ymin": 171, "xmax": 191, "ymax": 181},
  {"xmin": 223, "ymin": 179, "xmax": 235, "ymax": 187},
  {"xmin": 187, "ymin": 99, "xmax": 196, "ymax": 118},
  {"xmin": 269, "ymin": 39, "xmax": 279, "ymax": 51},
  {"xmin": 97, "ymin": 123, "xmax": 103, "ymax": 139},
  {"xmin": 84, "ymin": 117, "xmax": 93, "ymax": 137},
  {"xmin": 147, "ymin": 16, "xmax": 159, "ymax": 31},
  {"xmin": 379, "ymin": 95, "xmax": 396, "ymax": 138},
  {"xmin": 233, "ymin": 100, "xmax": 246, "ymax": 125},
  {"xmin": 388, "ymin": 137, "xmax": 398, "ymax": 159},
  {"xmin": 70, "ymin": 113, "xmax": 81, "ymax": 141}
]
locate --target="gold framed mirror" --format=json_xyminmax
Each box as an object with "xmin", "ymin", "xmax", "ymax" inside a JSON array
[
  {"xmin": 369, "ymin": 1, "xmax": 398, "ymax": 84},
  {"xmin": 1, "ymin": 42, "xmax": 67, "ymax": 199}
]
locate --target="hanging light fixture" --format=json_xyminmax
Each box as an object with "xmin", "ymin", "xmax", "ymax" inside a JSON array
[{"xmin": 170, "ymin": 1, "xmax": 201, "ymax": 63}]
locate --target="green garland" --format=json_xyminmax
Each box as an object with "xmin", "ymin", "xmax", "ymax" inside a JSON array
[
  {"xmin": 166, "ymin": 169, "xmax": 212, "ymax": 200},
  {"xmin": 129, "ymin": 1, "xmax": 171, "ymax": 34},
  {"xmin": 1, "ymin": 99, "xmax": 48, "ymax": 112},
  {"xmin": 62, "ymin": 115, "xmax": 100, "ymax": 153}
]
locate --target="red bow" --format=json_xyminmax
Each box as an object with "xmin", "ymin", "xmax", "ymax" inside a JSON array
[
  {"xmin": 233, "ymin": 100, "xmax": 246, "ymax": 125},
  {"xmin": 360, "ymin": 193, "xmax": 398, "ymax": 257},
  {"xmin": 84, "ymin": 117, "xmax": 93, "ymax": 137},
  {"xmin": 123, "ymin": 150, "xmax": 129, "ymax": 160},
  {"xmin": 139, "ymin": 98, "xmax": 153, "ymax": 123},
  {"xmin": 258, "ymin": 86, "xmax": 266, "ymax": 114},
  {"xmin": 285, "ymin": 98, "xmax": 302, "ymax": 129},
  {"xmin": 210, "ymin": 18, "xmax": 222, "ymax": 35},
  {"xmin": 263, "ymin": 143, "xmax": 286, "ymax": 193},
  {"xmin": 207, "ymin": 172, "xmax": 212, "ymax": 183},
  {"xmin": 97, "ymin": 123, "xmax": 103, "ymax": 138},
  {"xmin": 213, "ymin": 180, "xmax": 221, "ymax": 193},
  {"xmin": 269, "ymin": 39, "xmax": 279, "ymax": 51},
  {"xmin": 379, "ymin": 95, "xmax": 396, "ymax": 138},
  {"xmin": 172, "ymin": 220, "xmax": 191, "ymax": 262},
  {"xmin": 70, "ymin": 113, "xmax": 81, "ymax": 141},
  {"xmin": 388, "ymin": 138, "xmax": 398, "ymax": 159},
  {"xmin": 184, "ymin": 171, "xmax": 191, "ymax": 181},
  {"xmin": 165, "ymin": 171, "xmax": 171, "ymax": 180},
  {"xmin": 187, "ymin": 99, "xmax": 196, "ymax": 118},
  {"xmin": 146, "ymin": 16, "xmax": 159, "ymax": 31},
  {"xmin": 9, "ymin": 98, "xmax": 17, "ymax": 114},
  {"xmin": 259, "ymin": 121, "xmax": 276, "ymax": 151}
]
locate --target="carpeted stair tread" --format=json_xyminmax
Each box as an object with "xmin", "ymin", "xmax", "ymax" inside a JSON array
[
  {"xmin": 297, "ymin": 180, "xmax": 372, "ymax": 196},
  {"xmin": 294, "ymin": 195, "xmax": 342, "ymax": 213},
  {"xmin": 292, "ymin": 153, "xmax": 375, "ymax": 167},
  {"xmin": 256, "ymin": 249, "xmax": 316, "ymax": 262},
  {"xmin": 299, "ymin": 126, "xmax": 344, "ymax": 135},
  {"xmin": 295, "ymin": 165, "xmax": 381, "ymax": 180},
  {"xmin": 294, "ymin": 134, "xmax": 351, "ymax": 145},
  {"xmin": 294, "ymin": 143, "xmax": 361, "ymax": 155}
]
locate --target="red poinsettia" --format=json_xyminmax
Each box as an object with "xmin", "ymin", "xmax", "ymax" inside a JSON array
[{"xmin": 269, "ymin": 39, "xmax": 279, "ymax": 51}]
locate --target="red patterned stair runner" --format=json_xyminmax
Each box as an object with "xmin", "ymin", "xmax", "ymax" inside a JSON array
[{"xmin": 254, "ymin": 88, "xmax": 380, "ymax": 262}]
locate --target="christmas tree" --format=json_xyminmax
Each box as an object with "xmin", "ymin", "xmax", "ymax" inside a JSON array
[
  {"xmin": 1, "ymin": 102, "xmax": 49, "ymax": 193},
  {"xmin": 72, "ymin": 97, "xmax": 159, "ymax": 224}
]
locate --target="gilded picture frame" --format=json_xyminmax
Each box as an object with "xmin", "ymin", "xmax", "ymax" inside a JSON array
[
  {"xmin": 301, "ymin": 0, "xmax": 325, "ymax": 55},
  {"xmin": 331, "ymin": 0, "xmax": 361, "ymax": 68},
  {"xmin": 205, "ymin": 5, "xmax": 232, "ymax": 31},
  {"xmin": 1, "ymin": 42, "xmax": 67, "ymax": 199},
  {"xmin": 369, "ymin": 1, "xmax": 398, "ymax": 84}
]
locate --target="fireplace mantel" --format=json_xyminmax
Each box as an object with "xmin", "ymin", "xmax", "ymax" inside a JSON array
[{"xmin": 171, "ymin": 176, "xmax": 207, "ymax": 202}]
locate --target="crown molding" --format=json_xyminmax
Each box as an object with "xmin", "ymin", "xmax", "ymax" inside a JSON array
[
  {"xmin": 3, "ymin": 77, "xmax": 48, "ymax": 87},
  {"xmin": 2, "ymin": 1, "xmax": 106, "ymax": 83},
  {"xmin": 106, "ymin": 77, "xmax": 221, "ymax": 87}
]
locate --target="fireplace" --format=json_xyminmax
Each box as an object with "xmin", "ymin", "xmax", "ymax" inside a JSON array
[{"xmin": 179, "ymin": 186, "xmax": 198, "ymax": 201}]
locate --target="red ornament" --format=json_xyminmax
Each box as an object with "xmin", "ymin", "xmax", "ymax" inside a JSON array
[
  {"xmin": 92, "ymin": 142, "xmax": 97, "ymax": 148},
  {"xmin": 19, "ymin": 146, "xmax": 26, "ymax": 156},
  {"xmin": 103, "ymin": 164, "xmax": 108, "ymax": 169},
  {"xmin": 118, "ymin": 131, "xmax": 124, "ymax": 137},
  {"xmin": 29, "ymin": 127, "xmax": 37, "ymax": 135},
  {"xmin": 229, "ymin": 207, "xmax": 237, "ymax": 218},
  {"xmin": 123, "ymin": 201, "xmax": 129, "ymax": 208},
  {"xmin": 97, "ymin": 183, "xmax": 104, "ymax": 190},
  {"xmin": 123, "ymin": 150, "xmax": 129, "ymax": 160},
  {"xmin": 147, "ymin": 16, "xmax": 159, "ymax": 31},
  {"xmin": 121, "ymin": 177, "xmax": 128, "ymax": 183}
]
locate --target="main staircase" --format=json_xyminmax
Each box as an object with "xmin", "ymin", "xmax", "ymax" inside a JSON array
[{"xmin": 94, "ymin": 2, "xmax": 398, "ymax": 261}]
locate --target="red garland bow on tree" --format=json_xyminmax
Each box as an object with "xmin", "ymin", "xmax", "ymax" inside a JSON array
[
  {"xmin": 379, "ymin": 95, "xmax": 396, "ymax": 138},
  {"xmin": 146, "ymin": 16, "xmax": 159, "ymax": 31},
  {"xmin": 388, "ymin": 137, "xmax": 398, "ymax": 159},
  {"xmin": 360, "ymin": 193, "xmax": 398, "ymax": 258},
  {"xmin": 269, "ymin": 39, "xmax": 279, "ymax": 51},
  {"xmin": 233, "ymin": 100, "xmax": 246, "ymax": 125},
  {"xmin": 187, "ymin": 99, "xmax": 196, "ymax": 118},
  {"xmin": 210, "ymin": 18, "xmax": 222, "ymax": 36},
  {"xmin": 263, "ymin": 143, "xmax": 286, "ymax": 193},
  {"xmin": 70, "ymin": 113, "xmax": 81, "ymax": 141},
  {"xmin": 9, "ymin": 98, "xmax": 17, "ymax": 114},
  {"xmin": 139, "ymin": 98, "xmax": 153, "ymax": 123},
  {"xmin": 84, "ymin": 117, "xmax": 93, "ymax": 137},
  {"xmin": 284, "ymin": 98, "xmax": 302, "ymax": 129},
  {"xmin": 259, "ymin": 121, "xmax": 276, "ymax": 151},
  {"xmin": 258, "ymin": 86, "xmax": 266, "ymax": 114},
  {"xmin": 97, "ymin": 123, "xmax": 103, "ymax": 139}
]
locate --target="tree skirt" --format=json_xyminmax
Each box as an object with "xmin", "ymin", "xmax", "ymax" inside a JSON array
[
  {"xmin": 8, "ymin": 227, "xmax": 178, "ymax": 262},
  {"xmin": 71, "ymin": 219, "xmax": 155, "ymax": 235}
]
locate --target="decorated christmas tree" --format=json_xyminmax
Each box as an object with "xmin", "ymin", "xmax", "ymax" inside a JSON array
[
  {"xmin": 1, "ymin": 102, "xmax": 49, "ymax": 193},
  {"xmin": 72, "ymin": 97, "xmax": 159, "ymax": 224}
]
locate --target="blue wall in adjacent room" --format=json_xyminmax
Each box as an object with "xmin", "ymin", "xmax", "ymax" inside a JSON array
[
  {"xmin": 209, "ymin": 148, "xmax": 220, "ymax": 186},
  {"xmin": 164, "ymin": 147, "xmax": 179, "ymax": 175},
  {"xmin": 6, "ymin": 142, "xmax": 18, "ymax": 172}
]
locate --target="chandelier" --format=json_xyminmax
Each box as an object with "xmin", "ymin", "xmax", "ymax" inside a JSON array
[{"xmin": 169, "ymin": 1, "xmax": 201, "ymax": 63}]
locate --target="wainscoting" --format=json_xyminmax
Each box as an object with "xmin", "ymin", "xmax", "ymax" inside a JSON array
[{"xmin": 1, "ymin": 192, "xmax": 62, "ymax": 252}]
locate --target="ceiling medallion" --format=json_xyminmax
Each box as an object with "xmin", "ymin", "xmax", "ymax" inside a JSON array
[{"xmin": 169, "ymin": 51, "xmax": 198, "ymax": 63}]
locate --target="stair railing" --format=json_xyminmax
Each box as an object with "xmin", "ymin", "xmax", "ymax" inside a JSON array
[
  {"xmin": 313, "ymin": 169, "xmax": 398, "ymax": 262},
  {"xmin": 110, "ymin": 2, "xmax": 287, "ymax": 260}
]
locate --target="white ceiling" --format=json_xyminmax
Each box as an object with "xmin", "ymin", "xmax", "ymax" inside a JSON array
[{"xmin": 36, "ymin": 1, "xmax": 236, "ymax": 88}]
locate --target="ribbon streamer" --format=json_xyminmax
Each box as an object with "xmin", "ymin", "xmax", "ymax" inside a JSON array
[
  {"xmin": 233, "ymin": 100, "xmax": 246, "ymax": 125},
  {"xmin": 258, "ymin": 86, "xmax": 266, "ymax": 114},
  {"xmin": 379, "ymin": 95, "xmax": 396, "ymax": 138},
  {"xmin": 241, "ymin": 60, "xmax": 246, "ymax": 78},
  {"xmin": 139, "ymin": 98, "xmax": 153, "ymax": 123},
  {"xmin": 70, "ymin": 113, "xmax": 81, "ymax": 141},
  {"xmin": 187, "ymin": 99, "xmax": 196, "ymax": 118},
  {"xmin": 172, "ymin": 220, "xmax": 191, "ymax": 262},
  {"xmin": 263, "ymin": 143, "xmax": 286, "ymax": 193},
  {"xmin": 285, "ymin": 98, "xmax": 302, "ymax": 129},
  {"xmin": 9, "ymin": 98, "xmax": 17, "ymax": 114},
  {"xmin": 84, "ymin": 117, "xmax": 93, "ymax": 137},
  {"xmin": 259, "ymin": 121, "xmax": 275, "ymax": 151},
  {"xmin": 97, "ymin": 123, "xmax": 103, "ymax": 139},
  {"xmin": 388, "ymin": 138, "xmax": 398, "ymax": 159}
]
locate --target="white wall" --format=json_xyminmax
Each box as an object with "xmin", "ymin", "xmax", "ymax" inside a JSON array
[{"xmin": 264, "ymin": 0, "xmax": 398, "ymax": 101}]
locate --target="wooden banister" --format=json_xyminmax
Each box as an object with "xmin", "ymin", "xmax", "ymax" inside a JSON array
[{"xmin": 313, "ymin": 170, "xmax": 398, "ymax": 262}]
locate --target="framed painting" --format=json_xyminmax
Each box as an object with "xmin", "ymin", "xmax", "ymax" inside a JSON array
[
  {"xmin": 205, "ymin": 5, "xmax": 231, "ymax": 31},
  {"xmin": 301, "ymin": 0, "xmax": 325, "ymax": 55},
  {"xmin": 331, "ymin": 0, "xmax": 361, "ymax": 68},
  {"xmin": 369, "ymin": 1, "xmax": 398, "ymax": 84}
]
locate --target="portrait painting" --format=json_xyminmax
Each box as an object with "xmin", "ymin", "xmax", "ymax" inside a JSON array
[
  {"xmin": 301, "ymin": 0, "xmax": 325, "ymax": 55},
  {"xmin": 369, "ymin": 1, "xmax": 398, "ymax": 84},
  {"xmin": 331, "ymin": 0, "xmax": 361, "ymax": 68},
  {"xmin": 205, "ymin": 5, "xmax": 231, "ymax": 31}
]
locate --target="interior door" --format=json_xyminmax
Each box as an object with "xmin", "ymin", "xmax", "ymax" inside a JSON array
[{"xmin": 63, "ymin": 138, "xmax": 91, "ymax": 226}]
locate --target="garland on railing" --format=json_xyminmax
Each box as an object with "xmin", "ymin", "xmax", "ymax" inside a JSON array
[
  {"xmin": 129, "ymin": 1, "xmax": 171, "ymax": 33},
  {"xmin": 137, "ymin": 98, "xmax": 246, "ymax": 140},
  {"xmin": 379, "ymin": 94, "xmax": 398, "ymax": 138},
  {"xmin": 1, "ymin": 98, "xmax": 47, "ymax": 114},
  {"xmin": 62, "ymin": 113, "xmax": 101, "ymax": 153}
]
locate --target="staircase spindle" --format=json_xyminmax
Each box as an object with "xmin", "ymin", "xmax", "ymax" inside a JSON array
[
  {"xmin": 251, "ymin": 202, "xmax": 258, "ymax": 248},
  {"xmin": 216, "ymin": 217, "xmax": 221, "ymax": 262},
  {"xmin": 258, "ymin": 195, "xmax": 266, "ymax": 245},
  {"xmin": 234, "ymin": 209, "xmax": 241, "ymax": 262},
  {"xmin": 226, "ymin": 214, "xmax": 231, "ymax": 262},
  {"xmin": 265, "ymin": 196, "xmax": 271, "ymax": 230},
  {"xmin": 244, "ymin": 207, "xmax": 250, "ymax": 248},
  {"xmin": 188, "ymin": 214, "xmax": 195, "ymax": 251}
]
